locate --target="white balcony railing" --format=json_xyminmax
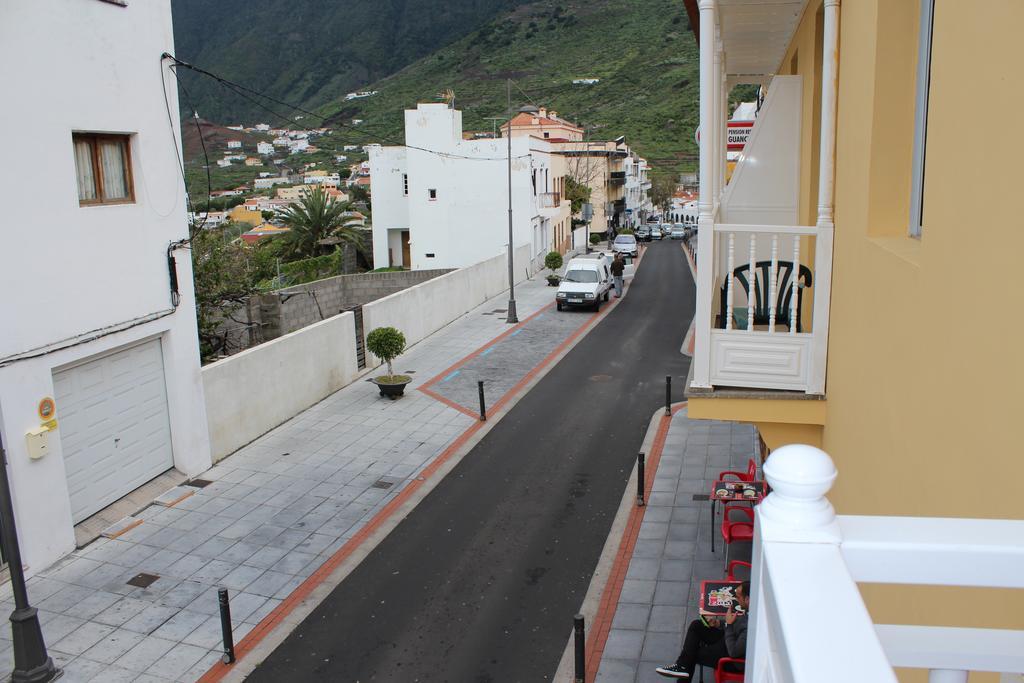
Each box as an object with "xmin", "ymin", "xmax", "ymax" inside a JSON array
[
  {"xmin": 748, "ymin": 445, "xmax": 1024, "ymax": 682},
  {"xmin": 538, "ymin": 192, "xmax": 561, "ymax": 210},
  {"xmin": 706, "ymin": 222, "xmax": 833, "ymax": 393}
]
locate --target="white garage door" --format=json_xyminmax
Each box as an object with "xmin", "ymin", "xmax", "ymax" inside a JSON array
[{"xmin": 54, "ymin": 339, "xmax": 174, "ymax": 523}]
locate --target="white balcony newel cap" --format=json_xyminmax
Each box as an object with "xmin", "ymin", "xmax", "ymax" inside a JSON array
[{"xmin": 759, "ymin": 445, "xmax": 840, "ymax": 541}]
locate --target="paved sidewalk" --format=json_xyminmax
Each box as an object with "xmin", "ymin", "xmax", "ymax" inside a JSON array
[
  {"xmin": 0, "ymin": 274, "xmax": 588, "ymax": 683},
  {"xmin": 595, "ymin": 410, "xmax": 758, "ymax": 683}
]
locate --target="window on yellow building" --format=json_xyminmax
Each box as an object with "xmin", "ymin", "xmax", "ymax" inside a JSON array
[{"xmin": 909, "ymin": 0, "xmax": 935, "ymax": 237}]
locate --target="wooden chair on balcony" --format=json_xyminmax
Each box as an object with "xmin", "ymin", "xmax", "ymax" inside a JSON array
[{"xmin": 718, "ymin": 260, "xmax": 812, "ymax": 332}]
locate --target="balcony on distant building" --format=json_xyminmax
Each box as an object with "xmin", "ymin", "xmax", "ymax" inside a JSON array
[{"xmin": 538, "ymin": 192, "xmax": 561, "ymax": 209}]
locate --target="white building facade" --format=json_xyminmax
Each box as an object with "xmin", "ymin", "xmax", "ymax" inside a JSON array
[
  {"xmin": 369, "ymin": 103, "xmax": 569, "ymax": 270},
  {"xmin": 0, "ymin": 0, "xmax": 212, "ymax": 573},
  {"xmin": 623, "ymin": 154, "xmax": 653, "ymax": 227}
]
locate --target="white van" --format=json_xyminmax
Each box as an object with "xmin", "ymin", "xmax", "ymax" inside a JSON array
[{"xmin": 556, "ymin": 254, "xmax": 612, "ymax": 311}]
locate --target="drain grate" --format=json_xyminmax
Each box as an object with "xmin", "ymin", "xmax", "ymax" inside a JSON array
[
  {"xmin": 692, "ymin": 494, "xmax": 710, "ymax": 501},
  {"xmin": 371, "ymin": 479, "xmax": 394, "ymax": 490},
  {"xmin": 188, "ymin": 478, "xmax": 213, "ymax": 488},
  {"xmin": 127, "ymin": 572, "xmax": 160, "ymax": 588},
  {"xmin": 492, "ymin": 309, "xmax": 507, "ymax": 313}
]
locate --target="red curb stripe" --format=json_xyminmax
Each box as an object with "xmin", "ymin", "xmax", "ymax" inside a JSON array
[{"xmin": 584, "ymin": 402, "xmax": 688, "ymax": 683}]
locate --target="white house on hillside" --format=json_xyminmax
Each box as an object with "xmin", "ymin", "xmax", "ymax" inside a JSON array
[
  {"xmin": 0, "ymin": 0, "xmax": 212, "ymax": 573},
  {"xmin": 369, "ymin": 103, "xmax": 571, "ymax": 270}
]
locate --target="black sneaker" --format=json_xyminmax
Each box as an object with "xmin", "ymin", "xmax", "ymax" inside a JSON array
[{"xmin": 655, "ymin": 664, "xmax": 690, "ymax": 678}]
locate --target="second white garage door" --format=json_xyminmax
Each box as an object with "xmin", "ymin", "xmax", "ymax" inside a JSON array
[{"xmin": 54, "ymin": 339, "xmax": 174, "ymax": 524}]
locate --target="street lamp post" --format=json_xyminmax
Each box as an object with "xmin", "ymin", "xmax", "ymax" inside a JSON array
[
  {"xmin": 0, "ymin": 437, "xmax": 58, "ymax": 683},
  {"xmin": 505, "ymin": 79, "xmax": 518, "ymax": 324}
]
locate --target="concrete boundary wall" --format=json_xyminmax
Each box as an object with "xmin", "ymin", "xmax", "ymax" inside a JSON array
[
  {"xmin": 362, "ymin": 245, "xmax": 536, "ymax": 366},
  {"xmin": 201, "ymin": 247, "xmax": 535, "ymax": 462},
  {"xmin": 202, "ymin": 311, "xmax": 360, "ymax": 461}
]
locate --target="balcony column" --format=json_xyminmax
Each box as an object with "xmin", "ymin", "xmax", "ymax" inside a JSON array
[
  {"xmin": 692, "ymin": 0, "xmax": 717, "ymax": 389},
  {"xmin": 808, "ymin": 0, "xmax": 840, "ymax": 394},
  {"xmin": 719, "ymin": 46, "xmax": 728, "ymax": 200}
]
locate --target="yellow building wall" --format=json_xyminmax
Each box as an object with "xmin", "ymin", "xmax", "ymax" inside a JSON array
[
  {"xmin": 226, "ymin": 206, "xmax": 264, "ymax": 227},
  {"xmin": 701, "ymin": 2, "xmax": 1024, "ymax": 678}
]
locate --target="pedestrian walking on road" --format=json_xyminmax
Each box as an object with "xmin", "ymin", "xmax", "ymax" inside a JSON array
[
  {"xmin": 655, "ymin": 581, "xmax": 749, "ymax": 679},
  {"xmin": 611, "ymin": 253, "xmax": 625, "ymax": 298}
]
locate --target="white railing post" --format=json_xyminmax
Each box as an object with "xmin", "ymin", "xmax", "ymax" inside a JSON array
[
  {"xmin": 747, "ymin": 233, "xmax": 756, "ymax": 332},
  {"xmin": 726, "ymin": 232, "xmax": 735, "ymax": 330},
  {"xmin": 790, "ymin": 235, "xmax": 799, "ymax": 334},
  {"xmin": 767, "ymin": 234, "xmax": 778, "ymax": 333},
  {"xmin": 692, "ymin": 0, "xmax": 717, "ymax": 389}
]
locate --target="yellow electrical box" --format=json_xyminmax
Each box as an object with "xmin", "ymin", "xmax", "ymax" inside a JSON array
[{"xmin": 26, "ymin": 425, "xmax": 52, "ymax": 460}]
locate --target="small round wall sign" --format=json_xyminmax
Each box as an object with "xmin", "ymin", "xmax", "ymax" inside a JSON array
[{"xmin": 38, "ymin": 397, "xmax": 55, "ymax": 421}]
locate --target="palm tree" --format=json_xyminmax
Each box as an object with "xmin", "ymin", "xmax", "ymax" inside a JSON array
[{"xmin": 275, "ymin": 185, "xmax": 364, "ymax": 260}]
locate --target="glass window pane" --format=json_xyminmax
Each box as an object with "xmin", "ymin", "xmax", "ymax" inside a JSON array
[
  {"xmin": 99, "ymin": 139, "xmax": 129, "ymax": 200},
  {"xmin": 74, "ymin": 139, "xmax": 97, "ymax": 201}
]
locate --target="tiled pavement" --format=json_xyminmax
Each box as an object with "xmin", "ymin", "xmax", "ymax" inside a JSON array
[
  {"xmin": 595, "ymin": 410, "xmax": 758, "ymax": 683},
  {"xmin": 0, "ymin": 274, "xmax": 576, "ymax": 683}
]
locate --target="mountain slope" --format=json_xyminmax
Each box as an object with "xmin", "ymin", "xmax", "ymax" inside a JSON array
[
  {"xmin": 308, "ymin": 0, "xmax": 700, "ymax": 173},
  {"xmin": 170, "ymin": 0, "xmax": 529, "ymax": 123}
]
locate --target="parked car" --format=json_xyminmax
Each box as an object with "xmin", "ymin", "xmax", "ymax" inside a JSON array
[
  {"xmin": 670, "ymin": 225, "xmax": 687, "ymax": 239},
  {"xmin": 661, "ymin": 224, "xmax": 672, "ymax": 237},
  {"xmin": 636, "ymin": 225, "xmax": 651, "ymax": 242},
  {"xmin": 649, "ymin": 225, "xmax": 662, "ymax": 240},
  {"xmin": 556, "ymin": 254, "xmax": 612, "ymax": 311},
  {"xmin": 612, "ymin": 233, "xmax": 639, "ymax": 257}
]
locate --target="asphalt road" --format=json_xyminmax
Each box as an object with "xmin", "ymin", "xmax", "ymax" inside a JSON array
[{"xmin": 249, "ymin": 239, "xmax": 696, "ymax": 682}]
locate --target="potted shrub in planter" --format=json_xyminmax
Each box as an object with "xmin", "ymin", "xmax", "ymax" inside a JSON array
[
  {"xmin": 544, "ymin": 251, "xmax": 563, "ymax": 286},
  {"xmin": 366, "ymin": 326, "xmax": 411, "ymax": 399}
]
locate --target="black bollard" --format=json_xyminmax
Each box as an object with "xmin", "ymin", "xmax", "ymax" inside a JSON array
[
  {"xmin": 665, "ymin": 375, "xmax": 672, "ymax": 415},
  {"xmin": 478, "ymin": 380, "xmax": 486, "ymax": 421},
  {"xmin": 218, "ymin": 588, "xmax": 236, "ymax": 664},
  {"xmin": 636, "ymin": 452, "xmax": 646, "ymax": 507},
  {"xmin": 573, "ymin": 613, "xmax": 586, "ymax": 683}
]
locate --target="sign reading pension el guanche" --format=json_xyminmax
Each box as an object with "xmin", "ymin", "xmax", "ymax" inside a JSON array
[{"xmin": 727, "ymin": 121, "xmax": 754, "ymax": 150}]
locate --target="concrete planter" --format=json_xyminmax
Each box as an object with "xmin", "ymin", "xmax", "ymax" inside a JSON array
[{"xmin": 371, "ymin": 375, "xmax": 412, "ymax": 399}]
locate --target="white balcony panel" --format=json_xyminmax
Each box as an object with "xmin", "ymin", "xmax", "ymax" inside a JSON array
[
  {"xmin": 719, "ymin": 0, "xmax": 809, "ymax": 76},
  {"xmin": 837, "ymin": 516, "xmax": 1024, "ymax": 588},
  {"xmin": 710, "ymin": 329, "xmax": 811, "ymax": 390},
  {"xmin": 876, "ymin": 625, "xmax": 1024, "ymax": 675},
  {"xmin": 720, "ymin": 75, "xmax": 802, "ymax": 226}
]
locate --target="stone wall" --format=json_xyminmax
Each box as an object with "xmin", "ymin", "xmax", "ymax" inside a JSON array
[{"xmin": 207, "ymin": 268, "xmax": 452, "ymax": 360}]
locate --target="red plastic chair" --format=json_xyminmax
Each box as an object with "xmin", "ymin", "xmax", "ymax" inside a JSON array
[
  {"xmin": 718, "ymin": 458, "xmax": 757, "ymax": 483},
  {"xmin": 726, "ymin": 560, "xmax": 752, "ymax": 581},
  {"xmin": 721, "ymin": 505, "xmax": 754, "ymax": 570},
  {"xmin": 715, "ymin": 657, "xmax": 745, "ymax": 683}
]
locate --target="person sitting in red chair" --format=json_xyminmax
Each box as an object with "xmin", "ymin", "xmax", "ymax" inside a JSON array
[{"xmin": 655, "ymin": 581, "xmax": 749, "ymax": 679}]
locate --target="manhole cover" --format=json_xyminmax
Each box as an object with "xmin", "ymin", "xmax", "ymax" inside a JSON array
[
  {"xmin": 589, "ymin": 374, "xmax": 613, "ymax": 382},
  {"xmin": 127, "ymin": 572, "xmax": 160, "ymax": 588},
  {"xmin": 188, "ymin": 478, "xmax": 213, "ymax": 488},
  {"xmin": 692, "ymin": 494, "xmax": 710, "ymax": 501},
  {"xmin": 371, "ymin": 479, "xmax": 394, "ymax": 490}
]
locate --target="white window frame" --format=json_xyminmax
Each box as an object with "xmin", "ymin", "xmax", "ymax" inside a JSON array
[{"xmin": 909, "ymin": 0, "xmax": 935, "ymax": 238}]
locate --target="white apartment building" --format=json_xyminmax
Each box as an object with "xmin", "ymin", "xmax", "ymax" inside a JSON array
[
  {"xmin": 369, "ymin": 103, "xmax": 570, "ymax": 270},
  {"xmin": 253, "ymin": 176, "xmax": 290, "ymax": 190},
  {"xmin": 303, "ymin": 173, "xmax": 341, "ymax": 186},
  {"xmin": 623, "ymin": 154, "xmax": 653, "ymax": 227},
  {"xmin": 256, "ymin": 141, "xmax": 274, "ymax": 155},
  {"xmin": 226, "ymin": 140, "xmax": 242, "ymax": 149},
  {"xmin": 0, "ymin": 0, "xmax": 212, "ymax": 573}
]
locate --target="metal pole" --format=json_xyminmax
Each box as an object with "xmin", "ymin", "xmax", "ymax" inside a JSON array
[
  {"xmin": 478, "ymin": 381, "xmax": 486, "ymax": 422},
  {"xmin": 505, "ymin": 79, "xmax": 519, "ymax": 324},
  {"xmin": 636, "ymin": 453, "xmax": 646, "ymax": 507},
  {"xmin": 218, "ymin": 588, "xmax": 235, "ymax": 664},
  {"xmin": 0, "ymin": 438, "xmax": 58, "ymax": 683},
  {"xmin": 573, "ymin": 613, "xmax": 585, "ymax": 683},
  {"xmin": 665, "ymin": 375, "xmax": 672, "ymax": 415}
]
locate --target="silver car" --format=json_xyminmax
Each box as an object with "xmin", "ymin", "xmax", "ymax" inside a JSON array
[{"xmin": 612, "ymin": 233, "xmax": 638, "ymax": 257}]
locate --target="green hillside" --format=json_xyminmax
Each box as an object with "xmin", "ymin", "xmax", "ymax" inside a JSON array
[
  {"xmin": 170, "ymin": 0, "xmax": 530, "ymax": 124},
  {"xmin": 313, "ymin": 0, "xmax": 701, "ymax": 175},
  {"xmin": 178, "ymin": 0, "xmax": 710, "ymax": 200}
]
